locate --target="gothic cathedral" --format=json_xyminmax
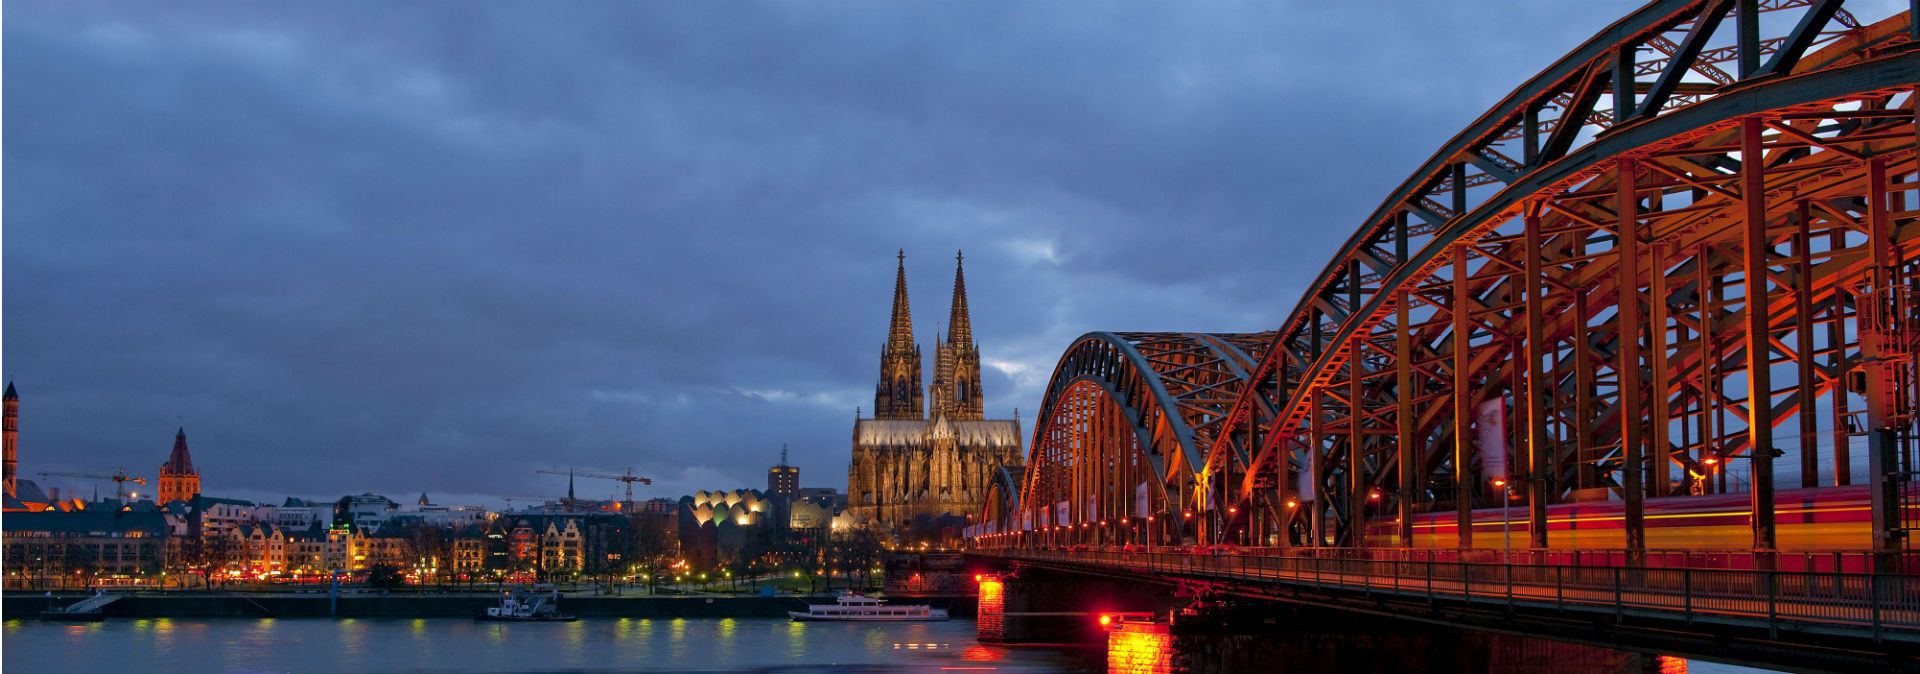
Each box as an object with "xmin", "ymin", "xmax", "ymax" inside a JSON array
[{"xmin": 847, "ymin": 251, "xmax": 1023, "ymax": 530}]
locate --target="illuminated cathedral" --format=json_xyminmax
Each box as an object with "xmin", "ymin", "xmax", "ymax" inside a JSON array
[{"xmin": 846, "ymin": 251, "xmax": 1023, "ymax": 531}]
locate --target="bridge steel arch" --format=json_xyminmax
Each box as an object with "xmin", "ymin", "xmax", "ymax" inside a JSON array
[
  {"xmin": 988, "ymin": 332, "xmax": 1270, "ymax": 548},
  {"xmin": 1199, "ymin": 0, "xmax": 1920, "ymax": 556},
  {"xmin": 975, "ymin": 465, "xmax": 1025, "ymax": 536},
  {"xmin": 980, "ymin": 2, "xmax": 1920, "ymax": 562}
]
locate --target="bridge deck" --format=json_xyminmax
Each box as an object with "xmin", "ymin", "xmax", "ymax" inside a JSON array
[{"xmin": 979, "ymin": 548, "xmax": 1920, "ymax": 642}]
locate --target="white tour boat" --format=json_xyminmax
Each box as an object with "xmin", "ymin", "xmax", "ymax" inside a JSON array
[{"xmin": 788, "ymin": 592, "xmax": 949, "ymax": 622}]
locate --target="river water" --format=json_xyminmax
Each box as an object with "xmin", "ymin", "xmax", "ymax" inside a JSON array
[
  {"xmin": 2, "ymin": 616, "xmax": 1776, "ymax": 673},
  {"xmin": 3, "ymin": 617, "xmax": 1093, "ymax": 673}
]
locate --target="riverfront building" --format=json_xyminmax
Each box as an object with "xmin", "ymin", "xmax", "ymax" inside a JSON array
[
  {"xmin": 846, "ymin": 252, "xmax": 1023, "ymax": 531},
  {"xmin": 768, "ymin": 445, "xmax": 799, "ymax": 499},
  {"xmin": 3, "ymin": 507, "xmax": 169, "ymax": 578}
]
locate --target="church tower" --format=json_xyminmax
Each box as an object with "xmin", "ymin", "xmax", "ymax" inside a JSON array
[
  {"xmin": 4, "ymin": 382, "xmax": 18, "ymax": 498},
  {"xmin": 931, "ymin": 251, "xmax": 985, "ymax": 420},
  {"xmin": 158, "ymin": 427, "xmax": 201, "ymax": 504},
  {"xmin": 874, "ymin": 251, "xmax": 925, "ymax": 420}
]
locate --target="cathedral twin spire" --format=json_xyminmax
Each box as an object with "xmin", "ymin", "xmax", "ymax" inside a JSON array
[{"xmin": 874, "ymin": 250, "xmax": 984, "ymax": 421}]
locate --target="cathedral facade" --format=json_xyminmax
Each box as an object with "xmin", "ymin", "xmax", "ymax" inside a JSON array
[{"xmin": 846, "ymin": 252, "xmax": 1023, "ymax": 530}]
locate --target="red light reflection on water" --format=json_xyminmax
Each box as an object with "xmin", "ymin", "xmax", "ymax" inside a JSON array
[{"xmin": 956, "ymin": 645, "xmax": 1005, "ymax": 662}]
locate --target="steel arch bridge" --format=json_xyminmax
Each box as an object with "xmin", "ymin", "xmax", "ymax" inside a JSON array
[
  {"xmin": 986, "ymin": 332, "xmax": 1270, "ymax": 544},
  {"xmin": 976, "ymin": 0, "xmax": 1920, "ymax": 563}
]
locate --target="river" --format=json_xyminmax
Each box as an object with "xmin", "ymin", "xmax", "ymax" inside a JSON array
[
  {"xmin": 3, "ymin": 617, "xmax": 1093, "ymax": 673},
  {"xmin": 2, "ymin": 616, "xmax": 1778, "ymax": 673}
]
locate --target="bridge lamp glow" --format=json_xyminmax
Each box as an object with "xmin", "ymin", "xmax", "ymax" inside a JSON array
[
  {"xmin": 1099, "ymin": 614, "xmax": 1113, "ymax": 627},
  {"xmin": 1284, "ymin": 499, "xmax": 1298, "ymax": 509},
  {"xmin": 1183, "ymin": 511, "xmax": 1193, "ymax": 519},
  {"xmin": 1367, "ymin": 489, "xmax": 1382, "ymax": 501},
  {"xmin": 1228, "ymin": 507, "xmax": 1238, "ymax": 515},
  {"xmin": 1490, "ymin": 477, "xmax": 1508, "ymax": 489}
]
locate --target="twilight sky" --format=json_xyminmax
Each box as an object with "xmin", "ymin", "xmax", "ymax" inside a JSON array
[{"xmin": 4, "ymin": 1, "xmax": 1643, "ymax": 507}]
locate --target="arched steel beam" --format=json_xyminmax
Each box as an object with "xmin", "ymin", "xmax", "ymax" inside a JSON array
[
  {"xmin": 1240, "ymin": 50, "xmax": 1920, "ymax": 501},
  {"xmin": 1019, "ymin": 332, "xmax": 1273, "ymax": 522},
  {"xmin": 979, "ymin": 465, "xmax": 1024, "ymax": 531},
  {"xmin": 1207, "ymin": 0, "xmax": 1898, "ymax": 486}
]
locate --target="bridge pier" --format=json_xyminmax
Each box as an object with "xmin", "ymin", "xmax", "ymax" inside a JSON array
[
  {"xmin": 974, "ymin": 565, "xmax": 1178, "ymax": 644},
  {"xmin": 1108, "ymin": 602, "xmax": 1676, "ymax": 674}
]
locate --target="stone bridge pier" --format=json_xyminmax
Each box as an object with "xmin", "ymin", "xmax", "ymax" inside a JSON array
[{"xmin": 973, "ymin": 564, "xmax": 1179, "ymax": 644}]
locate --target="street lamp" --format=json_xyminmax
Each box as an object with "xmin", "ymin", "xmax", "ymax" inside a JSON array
[{"xmin": 1490, "ymin": 477, "xmax": 1511, "ymax": 557}]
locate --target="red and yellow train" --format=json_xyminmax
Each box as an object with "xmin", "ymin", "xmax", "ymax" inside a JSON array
[{"xmin": 1365, "ymin": 485, "xmax": 1905, "ymax": 571}]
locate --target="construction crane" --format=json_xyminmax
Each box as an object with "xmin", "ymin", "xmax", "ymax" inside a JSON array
[
  {"xmin": 536, "ymin": 468, "xmax": 654, "ymax": 507},
  {"xmin": 39, "ymin": 469, "xmax": 148, "ymax": 500}
]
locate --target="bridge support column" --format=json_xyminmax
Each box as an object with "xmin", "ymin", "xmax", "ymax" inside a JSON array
[
  {"xmin": 1863, "ymin": 153, "xmax": 1907, "ymax": 565},
  {"xmin": 1742, "ymin": 117, "xmax": 1778, "ymax": 565},
  {"xmin": 1397, "ymin": 289, "xmax": 1417, "ymax": 548},
  {"xmin": 1617, "ymin": 155, "xmax": 1647, "ymax": 563},
  {"xmin": 1523, "ymin": 201, "xmax": 1550, "ymax": 551},
  {"xmin": 1453, "ymin": 246, "xmax": 1475, "ymax": 550}
]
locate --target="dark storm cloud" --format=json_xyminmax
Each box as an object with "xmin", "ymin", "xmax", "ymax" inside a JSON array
[{"xmin": 4, "ymin": 1, "xmax": 1637, "ymax": 505}]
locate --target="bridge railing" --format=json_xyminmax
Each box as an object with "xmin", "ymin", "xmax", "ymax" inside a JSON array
[
  {"xmin": 967, "ymin": 539, "xmax": 1920, "ymax": 573},
  {"xmin": 980, "ymin": 548, "xmax": 1920, "ymax": 641}
]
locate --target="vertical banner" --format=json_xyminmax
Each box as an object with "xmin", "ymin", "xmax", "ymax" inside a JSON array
[
  {"xmin": 1135, "ymin": 481, "xmax": 1150, "ymax": 518},
  {"xmin": 1297, "ymin": 450, "xmax": 1317, "ymax": 502},
  {"xmin": 1056, "ymin": 500, "xmax": 1071, "ymax": 526},
  {"xmin": 1475, "ymin": 396, "xmax": 1509, "ymax": 480},
  {"xmin": 1087, "ymin": 495, "xmax": 1098, "ymax": 520}
]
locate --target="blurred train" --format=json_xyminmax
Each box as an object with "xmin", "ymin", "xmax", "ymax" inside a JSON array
[{"xmin": 1364, "ymin": 485, "xmax": 1903, "ymax": 569}]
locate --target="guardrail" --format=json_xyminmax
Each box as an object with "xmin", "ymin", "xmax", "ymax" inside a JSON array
[
  {"xmin": 968, "ymin": 542, "xmax": 1920, "ymax": 574},
  {"xmin": 978, "ymin": 548, "xmax": 1920, "ymax": 641}
]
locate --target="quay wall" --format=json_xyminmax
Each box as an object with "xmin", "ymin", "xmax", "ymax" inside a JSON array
[{"xmin": 3, "ymin": 593, "xmax": 978, "ymax": 620}]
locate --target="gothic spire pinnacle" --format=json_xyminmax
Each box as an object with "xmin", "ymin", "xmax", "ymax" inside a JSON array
[
  {"xmin": 163, "ymin": 427, "xmax": 195, "ymax": 476},
  {"xmin": 947, "ymin": 250, "xmax": 972, "ymax": 346},
  {"xmin": 780, "ymin": 443, "xmax": 789, "ymax": 467},
  {"xmin": 887, "ymin": 249, "xmax": 914, "ymax": 350}
]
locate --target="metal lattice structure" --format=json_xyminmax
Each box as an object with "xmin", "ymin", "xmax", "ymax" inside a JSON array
[
  {"xmin": 976, "ymin": 1, "xmax": 1920, "ymax": 561},
  {"xmin": 1005, "ymin": 332, "xmax": 1270, "ymax": 545}
]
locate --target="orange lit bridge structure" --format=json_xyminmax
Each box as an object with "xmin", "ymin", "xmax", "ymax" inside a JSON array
[{"xmin": 966, "ymin": 1, "xmax": 1920, "ymax": 670}]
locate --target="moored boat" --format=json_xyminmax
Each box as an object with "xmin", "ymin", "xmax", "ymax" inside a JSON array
[
  {"xmin": 788, "ymin": 592, "xmax": 948, "ymax": 622},
  {"xmin": 476, "ymin": 584, "xmax": 577, "ymax": 622},
  {"xmin": 40, "ymin": 590, "xmax": 117, "ymax": 622}
]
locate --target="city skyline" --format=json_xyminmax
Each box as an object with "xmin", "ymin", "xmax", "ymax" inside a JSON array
[{"xmin": 3, "ymin": 2, "xmax": 1640, "ymax": 505}]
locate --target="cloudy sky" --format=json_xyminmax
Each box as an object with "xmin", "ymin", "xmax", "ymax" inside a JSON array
[{"xmin": 4, "ymin": 1, "xmax": 1643, "ymax": 506}]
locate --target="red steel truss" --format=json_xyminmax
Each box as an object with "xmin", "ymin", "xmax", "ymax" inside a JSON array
[{"xmin": 977, "ymin": 1, "xmax": 1920, "ymax": 565}]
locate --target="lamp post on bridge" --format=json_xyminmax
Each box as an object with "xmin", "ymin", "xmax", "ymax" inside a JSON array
[{"xmin": 1491, "ymin": 476, "xmax": 1512, "ymax": 558}]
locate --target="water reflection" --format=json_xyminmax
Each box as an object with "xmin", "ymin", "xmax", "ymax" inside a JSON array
[
  {"xmin": 785, "ymin": 618, "xmax": 808, "ymax": 661},
  {"xmin": 3, "ymin": 617, "xmax": 1083, "ymax": 674},
  {"xmin": 1101, "ymin": 618, "xmax": 1767, "ymax": 674},
  {"xmin": 666, "ymin": 617, "xmax": 689, "ymax": 661}
]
